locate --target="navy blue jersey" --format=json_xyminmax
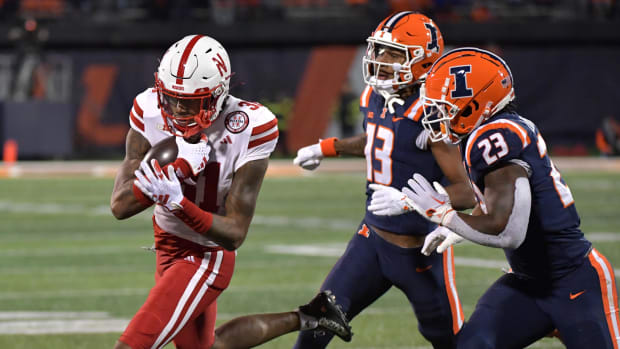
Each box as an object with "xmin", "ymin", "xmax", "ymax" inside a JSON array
[
  {"xmin": 462, "ymin": 111, "xmax": 591, "ymax": 279},
  {"xmin": 360, "ymin": 86, "xmax": 444, "ymax": 236}
]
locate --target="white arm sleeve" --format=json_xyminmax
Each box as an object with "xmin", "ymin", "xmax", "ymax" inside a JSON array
[{"xmin": 443, "ymin": 177, "xmax": 531, "ymax": 249}]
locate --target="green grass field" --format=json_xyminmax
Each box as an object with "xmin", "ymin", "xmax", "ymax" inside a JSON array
[{"xmin": 0, "ymin": 169, "xmax": 619, "ymax": 348}]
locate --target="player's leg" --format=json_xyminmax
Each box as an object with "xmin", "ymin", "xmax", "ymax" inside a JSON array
[
  {"xmin": 457, "ymin": 273, "xmax": 554, "ymax": 349},
  {"xmin": 549, "ymin": 248, "xmax": 620, "ymax": 349},
  {"xmin": 389, "ymin": 245, "xmax": 462, "ymax": 349},
  {"xmin": 172, "ymin": 300, "xmax": 218, "ymax": 348},
  {"xmin": 211, "ymin": 291, "xmax": 351, "ymax": 348},
  {"xmin": 211, "ymin": 312, "xmax": 299, "ymax": 349},
  {"xmin": 115, "ymin": 249, "xmax": 234, "ymax": 349},
  {"xmin": 293, "ymin": 223, "xmax": 392, "ymax": 349}
]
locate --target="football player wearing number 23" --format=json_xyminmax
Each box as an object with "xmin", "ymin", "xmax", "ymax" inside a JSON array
[
  {"xmin": 293, "ymin": 12, "xmax": 476, "ymax": 349},
  {"xmin": 370, "ymin": 47, "xmax": 620, "ymax": 348},
  {"xmin": 110, "ymin": 35, "xmax": 352, "ymax": 349}
]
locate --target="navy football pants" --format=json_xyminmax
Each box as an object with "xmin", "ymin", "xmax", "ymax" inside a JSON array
[
  {"xmin": 293, "ymin": 222, "xmax": 464, "ymax": 349},
  {"xmin": 458, "ymin": 248, "xmax": 620, "ymax": 349}
]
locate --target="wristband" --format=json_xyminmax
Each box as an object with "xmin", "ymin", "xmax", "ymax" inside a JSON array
[
  {"xmin": 173, "ymin": 197, "xmax": 213, "ymax": 233},
  {"xmin": 132, "ymin": 182, "xmax": 154, "ymax": 207},
  {"xmin": 320, "ymin": 137, "xmax": 339, "ymax": 157}
]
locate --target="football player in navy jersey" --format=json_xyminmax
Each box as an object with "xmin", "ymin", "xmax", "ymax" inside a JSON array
[
  {"xmin": 293, "ymin": 12, "xmax": 476, "ymax": 349},
  {"xmin": 370, "ymin": 47, "xmax": 620, "ymax": 348}
]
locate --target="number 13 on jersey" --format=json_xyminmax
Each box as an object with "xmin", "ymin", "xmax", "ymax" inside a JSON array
[{"xmin": 365, "ymin": 122, "xmax": 394, "ymax": 185}]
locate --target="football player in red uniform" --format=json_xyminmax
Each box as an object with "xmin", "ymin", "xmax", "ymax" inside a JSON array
[
  {"xmin": 293, "ymin": 12, "xmax": 476, "ymax": 349},
  {"xmin": 370, "ymin": 47, "xmax": 620, "ymax": 348},
  {"xmin": 110, "ymin": 34, "xmax": 351, "ymax": 349}
]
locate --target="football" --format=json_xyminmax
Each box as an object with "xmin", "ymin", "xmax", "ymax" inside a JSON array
[{"xmin": 143, "ymin": 136, "xmax": 178, "ymax": 168}]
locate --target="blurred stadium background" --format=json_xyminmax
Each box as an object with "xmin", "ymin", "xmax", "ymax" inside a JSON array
[{"xmin": 1, "ymin": 0, "xmax": 620, "ymax": 348}]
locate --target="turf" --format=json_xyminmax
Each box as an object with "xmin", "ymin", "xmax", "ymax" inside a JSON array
[{"xmin": 0, "ymin": 170, "xmax": 618, "ymax": 348}]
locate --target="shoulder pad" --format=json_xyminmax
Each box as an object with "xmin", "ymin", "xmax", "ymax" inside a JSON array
[{"xmin": 465, "ymin": 119, "xmax": 532, "ymax": 171}]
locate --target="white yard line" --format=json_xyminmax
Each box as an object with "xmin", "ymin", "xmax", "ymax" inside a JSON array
[
  {"xmin": 266, "ymin": 243, "xmax": 620, "ymax": 277},
  {"xmin": 0, "ymin": 319, "xmax": 129, "ymax": 335},
  {"xmin": 0, "ymin": 288, "xmax": 149, "ymax": 301}
]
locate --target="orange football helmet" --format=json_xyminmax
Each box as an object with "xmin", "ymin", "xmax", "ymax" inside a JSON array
[
  {"xmin": 363, "ymin": 12, "xmax": 444, "ymax": 93},
  {"xmin": 421, "ymin": 47, "xmax": 515, "ymax": 143}
]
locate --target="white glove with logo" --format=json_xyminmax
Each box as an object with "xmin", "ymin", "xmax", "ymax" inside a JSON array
[
  {"xmin": 293, "ymin": 143, "xmax": 324, "ymax": 170},
  {"xmin": 421, "ymin": 226, "xmax": 465, "ymax": 256},
  {"xmin": 134, "ymin": 159, "xmax": 184, "ymax": 211},
  {"xmin": 367, "ymin": 183, "xmax": 416, "ymax": 216},
  {"xmin": 174, "ymin": 136, "xmax": 210, "ymax": 179},
  {"xmin": 403, "ymin": 173, "xmax": 455, "ymax": 225}
]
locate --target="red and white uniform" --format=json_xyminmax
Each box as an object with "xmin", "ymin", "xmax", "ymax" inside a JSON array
[{"xmin": 121, "ymin": 89, "xmax": 278, "ymax": 349}]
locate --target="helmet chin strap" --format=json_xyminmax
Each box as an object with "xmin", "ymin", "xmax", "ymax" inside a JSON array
[{"xmin": 377, "ymin": 89, "xmax": 405, "ymax": 113}]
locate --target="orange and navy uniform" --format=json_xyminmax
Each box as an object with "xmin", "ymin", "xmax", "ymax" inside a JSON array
[
  {"xmin": 360, "ymin": 85, "xmax": 442, "ymax": 236},
  {"xmin": 458, "ymin": 110, "xmax": 620, "ymax": 349},
  {"xmin": 294, "ymin": 87, "xmax": 464, "ymax": 349},
  {"xmin": 463, "ymin": 111, "xmax": 590, "ymax": 280}
]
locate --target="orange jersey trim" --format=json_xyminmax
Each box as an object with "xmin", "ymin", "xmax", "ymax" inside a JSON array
[
  {"xmin": 443, "ymin": 246, "xmax": 464, "ymax": 333},
  {"xmin": 405, "ymin": 100, "xmax": 423, "ymax": 121},
  {"xmin": 589, "ymin": 248, "xmax": 620, "ymax": 349},
  {"xmin": 466, "ymin": 120, "xmax": 531, "ymax": 167},
  {"xmin": 360, "ymin": 86, "xmax": 373, "ymax": 108}
]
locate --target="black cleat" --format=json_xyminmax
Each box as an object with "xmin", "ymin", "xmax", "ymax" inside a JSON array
[{"xmin": 299, "ymin": 290, "xmax": 353, "ymax": 342}]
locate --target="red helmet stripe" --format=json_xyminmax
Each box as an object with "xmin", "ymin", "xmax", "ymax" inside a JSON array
[{"xmin": 176, "ymin": 35, "xmax": 204, "ymax": 85}]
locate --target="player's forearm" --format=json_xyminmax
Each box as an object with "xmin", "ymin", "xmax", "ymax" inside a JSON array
[
  {"xmin": 208, "ymin": 214, "xmax": 249, "ymax": 251},
  {"xmin": 173, "ymin": 198, "xmax": 248, "ymax": 251},
  {"xmin": 110, "ymin": 160, "xmax": 153, "ymax": 219},
  {"xmin": 445, "ymin": 182, "xmax": 477, "ymax": 210},
  {"xmin": 110, "ymin": 184, "xmax": 152, "ymax": 219},
  {"xmin": 445, "ymin": 177, "xmax": 531, "ymax": 249},
  {"xmin": 333, "ymin": 134, "xmax": 366, "ymax": 156}
]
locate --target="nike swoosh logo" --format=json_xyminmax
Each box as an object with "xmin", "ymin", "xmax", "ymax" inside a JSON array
[
  {"xmin": 416, "ymin": 265, "xmax": 432, "ymax": 272},
  {"xmin": 392, "ymin": 117, "xmax": 405, "ymax": 122},
  {"xmin": 569, "ymin": 290, "xmax": 586, "ymax": 300},
  {"xmin": 432, "ymin": 197, "xmax": 446, "ymax": 205}
]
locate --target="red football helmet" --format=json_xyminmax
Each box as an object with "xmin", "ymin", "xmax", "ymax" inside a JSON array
[
  {"xmin": 155, "ymin": 35, "xmax": 231, "ymax": 138},
  {"xmin": 363, "ymin": 12, "xmax": 444, "ymax": 93},
  {"xmin": 421, "ymin": 47, "xmax": 515, "ymax": 143}
]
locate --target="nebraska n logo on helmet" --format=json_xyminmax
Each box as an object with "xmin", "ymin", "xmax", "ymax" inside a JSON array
[
  {"xmin": 155, "ymin": 34, "xmax": 232, "ymax": 138},
  {"xmin": 420, "ymin": 47, "xmax": 516, "ymax": 143},
  {"xmin": 362, "ymin": 12, "xmax": 444, "ymax": 94}
]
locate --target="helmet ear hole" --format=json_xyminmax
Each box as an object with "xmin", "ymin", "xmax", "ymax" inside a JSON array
[{"xmin": 461, "ymin": 105, "xmax": 472, "ymax": 117}]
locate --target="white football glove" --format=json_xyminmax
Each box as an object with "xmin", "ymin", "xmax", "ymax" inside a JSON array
[
  {"xmin": 403, "ymin": 173, "xmax": 455, "ymax": 225},
  {"xmin": 134, "ymin": 159, "xmax": 184, "ymax": 211},
  {"xmin": 293, "ymin": 143, "xmax": 324, "ymax": 170},
  {"xmin": 367, "ymin": 183, "xmax": 416, "ymax": 216},
  {"xmin": 421, "ymin": 226, "xmax": 465, "ymax": 256},
  {"xmin": 175, "ymin": 136, "xmax": 211, "ymax": 178}
]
